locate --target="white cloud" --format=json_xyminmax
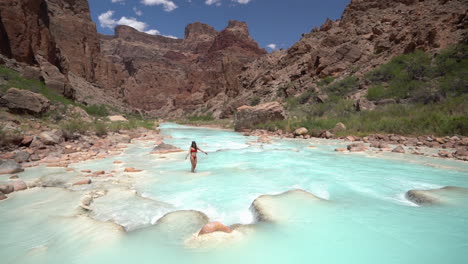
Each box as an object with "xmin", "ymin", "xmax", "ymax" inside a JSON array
[
  {"xmin": 163, "ymin": 35, "xmax": 178, "ymax": 39},
  {"xmin": 145, "ymin": 29, "xmax": 160, "ymax": 35},
  {"xmin": 98, "ymin": 10, "xmax": 177, "ymax": 38},
  {"xmin": 117, "ymin": 16, "xmax": 149, "ymax": 32},
  {"xmin": 141, "ymin": 0, "xmax": 178, "ymax": 12},
  {"xmin": 98, "ymin": 10, "xmax": 117, "ymax": 29},
  {"xmin": 232, "ymin": 0, "xmax": 252, "ymax": 4},
  {"xmin": 133, "ymin": 7, "xmax": 143, "ymax": 16},
  {"xmin": 111, "ymin": 0, "xmax": 125, "ymax": 3},
  {"xmin": 205, "ymin": 0, "xmax": 221, "ymax": 6},
  {"xmin": 267, "ymin": 44, "xmax": 277, "ymax": 50}
]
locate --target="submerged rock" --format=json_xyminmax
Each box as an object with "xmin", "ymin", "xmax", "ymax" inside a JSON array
[
  {"xmin": 152, "ymin": 143, "xmax": 183, "ymax": 154},
  {"xmin": 198, "ymin": 222, "xmax": 233, "ymax": 235},
  {"xmin": 405, "ymin": 186, "xmax": 468, "ymax": 205},
  {"xmin": 73, "ymin": 179, "xmax": 92, "ymax": 186},
  {"xmin": 0, "ymin": 183, "xmax": 14, "ymax": 194},
  {"xmin": 250, "ymin": 189, "xmax": 325, "ymax": 223},
  {"xmin": 186, "ymin": 224, "xmax": 255, "ymax": 249},
  {"xmin": 124, "ymin": 168, "xmax": 143, "ymax": 173},
  {"xmin": 0, "ymin": 159, "xmax": 24, "ymax": 175},
  {"xmin": 11, "ymin": 180, "xmax": 27, "ymax": 191},
  {"xmin": 152, "ymin": 210, "xmax": 209, "ymax": 241},
  {"xmin": 31, "ymin": 174, "xmax": 68, "ymax": 188}
]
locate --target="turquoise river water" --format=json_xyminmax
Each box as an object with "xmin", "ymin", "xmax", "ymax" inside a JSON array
[{"xmin": 1, "ymin": 123, "xmax": 468, "ymax": 264}]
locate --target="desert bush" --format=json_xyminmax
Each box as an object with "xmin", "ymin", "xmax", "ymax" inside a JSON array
[
  {"xmin": 324, "ymin": 76, "xmax": 359, "ymax": 96},
  {"xmin": 93, "ymin": 121, "xmax": 108, "ymax": 137},
  {"xmin": 250, "ymin": 96, "xmax": 261, "ymax": 106},
  {"xmin": 84, "ymin": 104, "xmax": 109, "ymax": 117}
]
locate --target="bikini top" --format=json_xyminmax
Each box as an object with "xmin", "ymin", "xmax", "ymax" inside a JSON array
[{"xmin": 191, "ymin": 148, "xmax": 197, "ymax": 153}]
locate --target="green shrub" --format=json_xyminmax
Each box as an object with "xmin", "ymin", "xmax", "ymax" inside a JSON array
[
  {"xmin": 317, "ymin": 76, "xmax": 336, "ymax": 87},
  {"xmin": 60, "ymin": 119, "xmax": 90, "ymax": 139},
  {"xmin": 324, "ymin": 76, "xmax": 359, "ymax": 96},
  {"xmin": 93, "ymin": 121, "xmax": 108, "ymax": 137},
  {"xmin": 250, "ymin": 96, "xmax": 261, "ymax": 106},
  {"xmin": 84, "ymin": 104, "xmax": 109, "ymax": 117}
]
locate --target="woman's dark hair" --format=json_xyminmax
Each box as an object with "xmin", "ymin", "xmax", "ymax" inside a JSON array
[{"xmin": 191, "ymin": 141, "xmax": 197, "ymax": 149}]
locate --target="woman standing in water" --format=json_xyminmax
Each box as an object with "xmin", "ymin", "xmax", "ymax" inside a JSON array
[{"xmin": 185, "ymin": 141, "xmax": 208, "ymax": 173}]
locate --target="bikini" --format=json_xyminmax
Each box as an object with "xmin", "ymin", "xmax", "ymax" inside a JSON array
[{"xmin": 191, "ymin": 148, "xmax": 197, "ymax": 159}]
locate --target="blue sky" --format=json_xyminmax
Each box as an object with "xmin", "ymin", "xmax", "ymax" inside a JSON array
[{"xmin": 89, "ymin": 0, "xmax": 350, "ymax": 51}]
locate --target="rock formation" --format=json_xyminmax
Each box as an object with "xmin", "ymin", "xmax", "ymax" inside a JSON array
[
  {"xmin": 99, "ymin": 21, "xmax": 266, "ymax": 118},
  {"xmin": 234, "ymin": 101, "xmax": 286, "ymax": 131},
  {"xmin": 250, "ymin": 189, "xmax": 326, "ymax": 223},
  {"xmin": 236, "ymin": 0, "xmax": 468, "ymax": 107},
  {"xmin": 0, "ymin": 0, "xmax": 466, "ymax": 118},
  {"xmin": 405, "ymin": 186, "xmax": 468, "ymax": 205}
]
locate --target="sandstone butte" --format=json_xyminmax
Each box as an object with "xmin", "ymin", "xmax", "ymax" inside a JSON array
[{"xmin": 1, "ymin": 0, "xmax": 466, "ymax": 119}]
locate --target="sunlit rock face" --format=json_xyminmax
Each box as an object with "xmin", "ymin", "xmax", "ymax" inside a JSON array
[
  {"xmin": 0, "ymin": 1, "xmax": 266, "ymax": 117},
  {"xmin": 99, "ymin": 21, "xmax": 266, "ymax": 118},
  {"xmin": 237, "ymin": 0, "xmax": 468, "ymax": 106}
]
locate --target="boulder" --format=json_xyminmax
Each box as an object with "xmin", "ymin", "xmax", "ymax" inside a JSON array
[
  {"xmin": 355, "ymin": 98, "xmax": 376, "ymax": 111},
  {"xmin": 20, "ymin": 136, "xmax": 34, "ymax": 147},
  {"xmin": 124, "ymin": 168, "xmax": 143, "ymax": 173},
  {"xmin": 333, "ymin": 122, "xmax": 346, "ymax": 132},
  {"xmin": 13, "ymin": 151, "xmax": 30, "ymax": 163},
  {"xmin": 39, "ymin": 130, "xmax": 63, "ymax": 145},
  {"xmin": 38, "ymin": 57, "xmax": 75, "ymax": 98},
  {"xmin": 0, "ymin": 183, "xmax": 14, "ymax": 194},
  {"xmin": 152, "ymin": 143, "xmax": 183, "ymax": 154},
  {"xmin": 154, "ymin": 210, "xmax": 210, "ymax": 242},
  {"xmin": 22, "ymin": 66, "xmax": 43, "ymax": 81},
  {"xmin": 250, "ymin": 189, "xmax": 325, "ymax": 223},
  {"xmin": 0, "ymin": 159, "xmax": 24, "ymax": 175},
  {"xmin": 392, "ymin": 145, "xmax": 405, "ymax": 153},
  {"xmin": 454, "ymin": 149, "xmax": 468, "ymax": 158},
  {"xmin": 0, "ymin": 193, "xmax": 7, "ymax": 200},
  {"xmin": 234, "ymin": 102, "xmax": 285, "ymax": 131},
  {"xmin": 1, "ymin": 88, "xmax": 50, "ymax": 115},
  {"xmin": 108, "ymin": 115, "xmax": 128, "ymax": 122},
  {"xmin": 294, "ymin": 127, "xmax": 308, "ymax": 136},
  {"xmin": 335, "ymin": 148, "xmax": 348, "ymax": 152},
  {"xmin": 73, "ymin": 179, "xmax": 92, "ymax": 186},
  {"xmin": 257, "ymin": 136, "xmax": 271, "ymax": 144},
  {"xmin": 198, "ymin": 222, "xmax": 233, "ymax": 235},
  {"xmin": 438, "ymin": 150, "xmax": 452, "ymax": 158},
  {"xmin": 320, "ymin": 130, "xmax": 334, "ymax": 139},
  {"xmin": 370, "ymin": 141, "xmax": 380, "ymax": 148},
  {"xmin": 405, "ymin": 187, "xmax": 468, "ymax": 206},
  {"xmin": 11, "ymin": 180, "xmax": 27, "ymax": 191},
  {"xmin": 347, "ymin": 143, "xmax": 367, "ymax": 152},
  {"xmin": 31, "ymin": 175, "xmax": 68, "ymax": 188}
]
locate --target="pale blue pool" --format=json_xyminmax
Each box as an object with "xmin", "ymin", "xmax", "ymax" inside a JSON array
[{"xmin": 1, "ymin": 123, "xmax": 467, "ymax": 264}]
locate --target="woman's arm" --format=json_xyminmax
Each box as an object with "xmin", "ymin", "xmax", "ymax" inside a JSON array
[
  {"xmin": 198, "ymin": 147, "xmax": 208, "ymax": 155},
  {"xmin": 185, "ymin": 148, "xmax": 191, "ymax": 160}
]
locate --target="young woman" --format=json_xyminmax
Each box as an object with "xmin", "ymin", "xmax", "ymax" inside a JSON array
[{"xmin": 185, "ymin": 141, "xmax": 208, "ymax": 173}]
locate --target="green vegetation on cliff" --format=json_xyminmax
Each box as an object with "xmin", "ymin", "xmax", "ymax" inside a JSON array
[
  {"xmin": 258, "ymin": 45, "xmax": 468, "ymax": 136},
  {"xmin": 0, "ymin": 66, "xmax": 157, "ymax": 142}
]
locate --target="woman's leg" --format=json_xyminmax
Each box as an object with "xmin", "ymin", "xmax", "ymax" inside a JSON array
[{"xmin": 191, "ymin": 156, "xmax": 196, "ymax": 172}]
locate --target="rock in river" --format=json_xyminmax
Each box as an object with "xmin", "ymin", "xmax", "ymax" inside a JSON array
[
  {"xmin": 405, "ymin": 186, "xmax": 468, "ymax": 206},
  {"xmin": 0, "ymin": 159, "xmax": 24, "ymax": 175}
]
